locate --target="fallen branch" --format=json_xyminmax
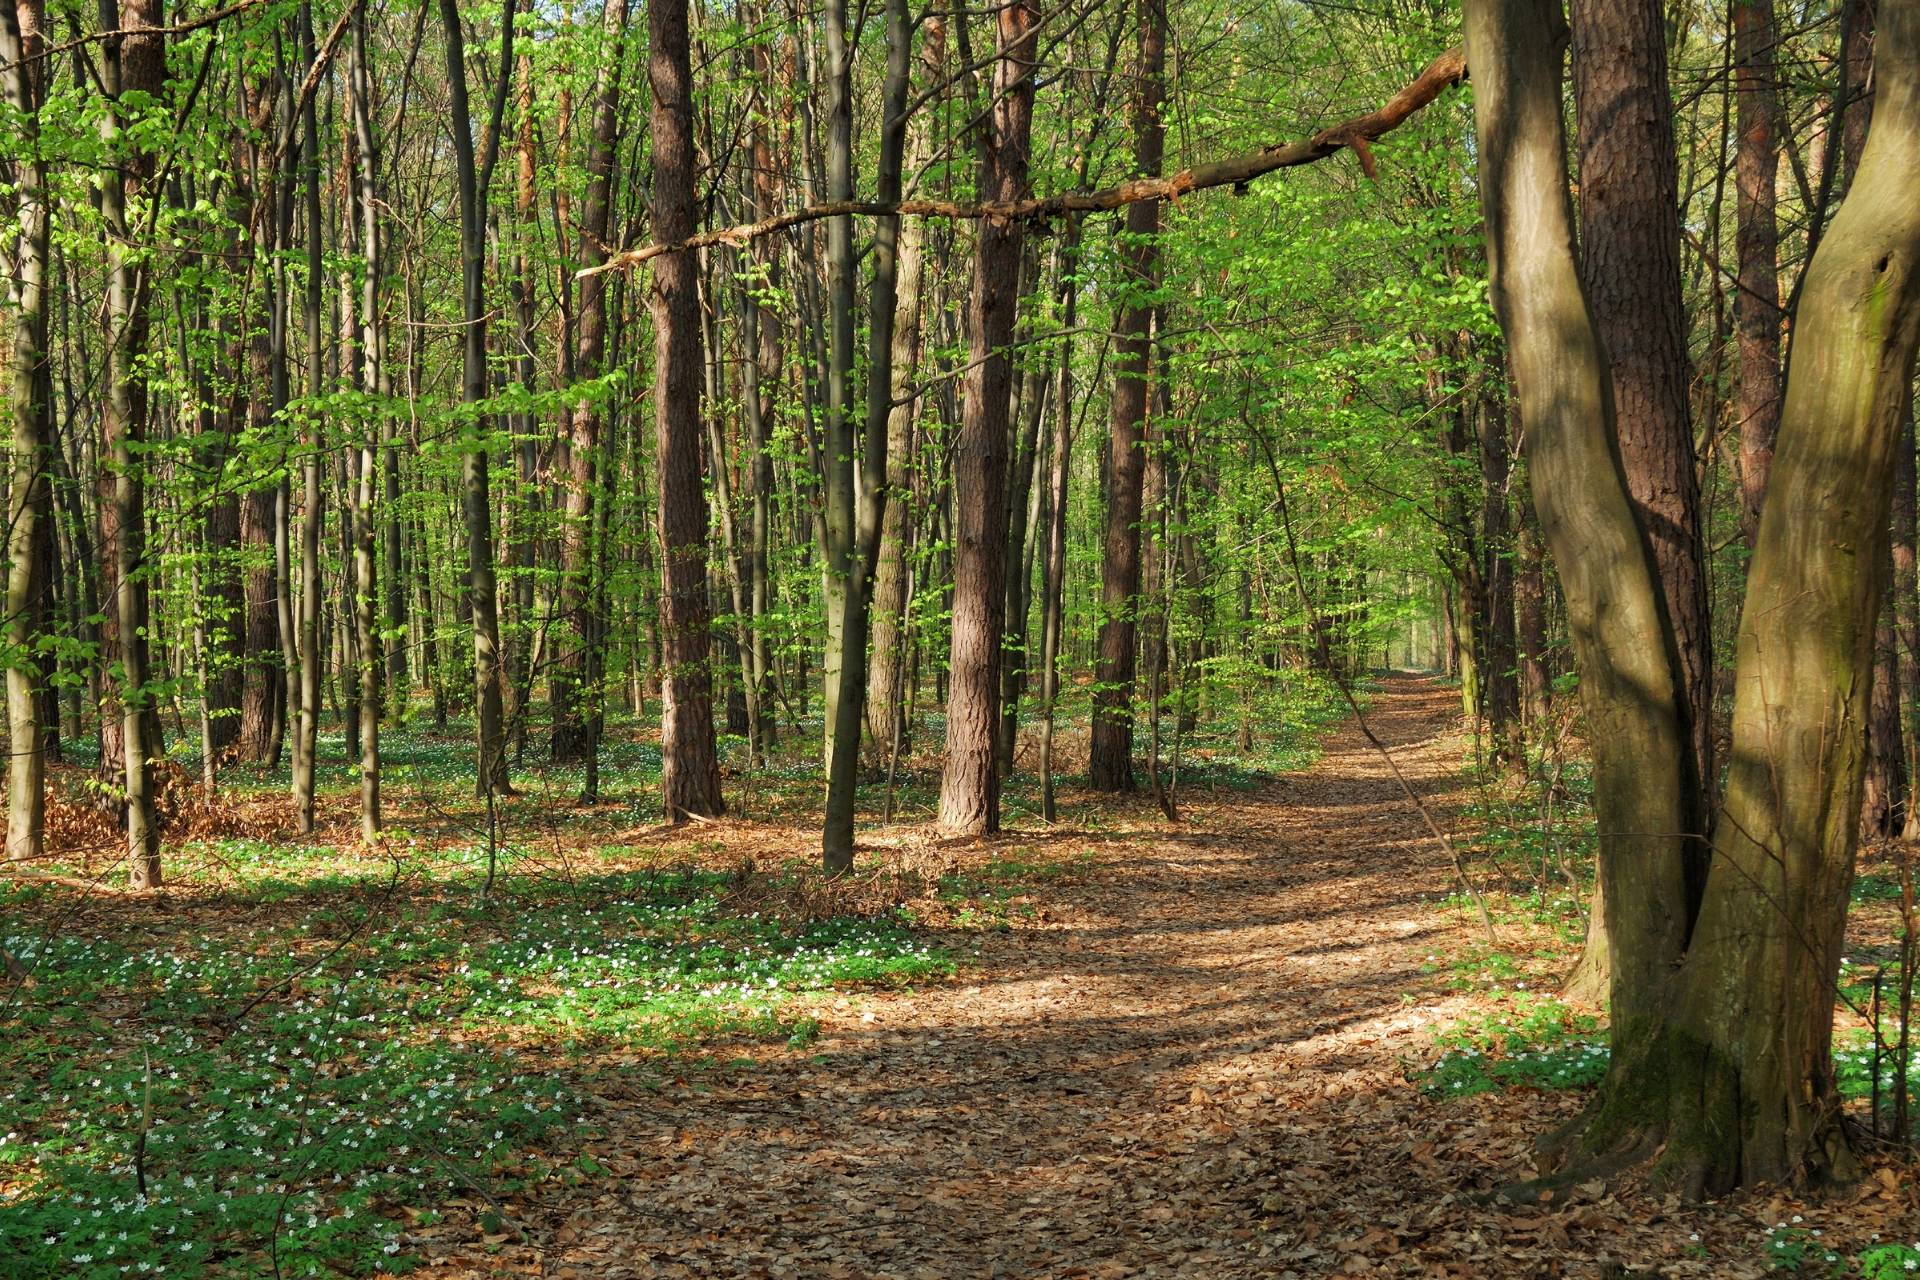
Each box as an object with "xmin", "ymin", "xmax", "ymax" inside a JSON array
[{"xmin": 583, "ymin": 44, "xmax": 1467, "ymax": 277}]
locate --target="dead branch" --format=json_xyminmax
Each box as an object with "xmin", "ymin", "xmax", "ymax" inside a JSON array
[{"xmin": 583, "ymin": 44, "xmax": 1467, "ymax": 278}]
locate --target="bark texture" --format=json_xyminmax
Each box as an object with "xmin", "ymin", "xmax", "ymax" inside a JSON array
[
  {"xmin": 651, "ymin": 0, "xmax": 724, "ymax": 820},
  {"xmin": 938, "ymin": 0, "xmax": 1040, "ymax": 835}
]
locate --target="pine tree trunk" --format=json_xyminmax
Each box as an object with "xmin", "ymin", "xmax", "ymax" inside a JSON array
[
  {"xmin": 1733, "ymin": 0, "xmax": 1785, "ymax": 545},
  {"xmin": 1090, "ymin": 0, "xmax": 1165, "ymax": 793},
  {"xmin": 938, "ymin": 0, "xmax": 1039, "ymax": 835},
  {"xmin": 650, "ymin": 0, "xmax": 724, "ymax": 820}
]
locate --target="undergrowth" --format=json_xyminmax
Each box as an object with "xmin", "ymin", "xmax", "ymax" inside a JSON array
[{"xmin": 0, "ymin": 865, "xmax": 953, "ymax": 1279}]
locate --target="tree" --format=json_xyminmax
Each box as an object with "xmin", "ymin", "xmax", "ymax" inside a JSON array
[
  {"xmin": 552, "ymin": 0, "xmax": 629, "ymax": 769},
  {"xmin": 2, "ymin": 0, "xmax": 50, "ymax": 863},
  {"xmin": 1733, "ymin": 0, "xmax": 1785, "ymax": 544},
  {"xmin": 938, "ymin": 0, "xmax": 1041, "ymax": 835},
  {"xmin": 100, "ymin": 0, "xmax": 167, "ymax": 889},
  {"xmin": 1566, "ymin": 0, "xmax": 1712, "ymax": 990},
  {"xmin": 1468, "ymin": 0, "xmax": 1920, "ymax": 1191},
  {"xmin": 1089, "ymin": 0, "xmax": 1166, "ymax": 793},
  {"xmin": 440, "ymin": 0, "xmax": 518, "ymax": 800},
  {"xmin": 650, "ymin": 0, "xmax": 724, "ymax": 821}
]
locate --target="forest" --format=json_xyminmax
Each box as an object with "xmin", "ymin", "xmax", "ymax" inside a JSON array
[{"xmin": 2, "ymin": 0, "xmax": 1919, "ymax": 1272}]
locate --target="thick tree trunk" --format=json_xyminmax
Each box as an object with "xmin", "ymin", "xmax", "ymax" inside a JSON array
[
  {"xmin": 1570, "ymin": 0, "xmax": 1711, "ymax": 798},
  {"xmin": 1475, "ymin": 0, "xmax": 1920, "ymax": 1194},
  {"xmin": 1659, "ymin": 11, "xmax": 1920, "ymax": 1184},
  {"xmin": 1463, "ymin": 0, "xmax": 1698, "ymax": 1166},
  {"xmin": 650, "ymin": 0, "xmax": 724, "ymax": 820},
  {"xmin": 1733, "ymin": 0, "xmax": 1785, "ymax": 545},
  {"xmin": 1090, "ymin": 0, "xmax": 1165, "ymax": 794},
  {"xmin": 938, "ymin": 0, "xmax": 1040, "ymax": 835}
]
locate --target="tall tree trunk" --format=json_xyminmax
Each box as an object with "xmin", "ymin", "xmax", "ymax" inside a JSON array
[
  {"xmin": 441, "ymin": 0, "xmax": 517, "ymax": 798},
  {"xmin": 1463, "ymin": 0, "xmax": 1698, "ymax": 1168},
  {"xmin": 1037, "ymin": 218, "xmax": 1081, "ymax": 822},
  {"xmin": 1474, "ymin": 0, "xmax": 1920, "ymax": 1193},
  {"xmin": 553, "ymin": 0, "xmax": 628, "ymax": 767},
  {"xmin": 868, "ymin": 20, "xmax": 944, "ymax": 768},
  {"xmin": 103, "ymin": 0, "xmax": 167, "ymax": 888},
  {"xmin": 2, "ymin": 0, "xmax": 49, "ymax": 862},
  {"xmin": 291, "ymin": 0, "xmax": 324, "ymax": 833},
  {"xmin": 1733, "ymin": 0, "xmax": 1785, "ymax": 544},
  {"xmin": 1660, "ymin": 10, "xmax": 1920, "ymax": 1180},
  {"xmin": 239, "ymin": 71, "xmax": 286, "ymax": 767},
  {"xmin": 821, "ymin": 0, "xmax": 915, "ymax": 868},
  {"xmin": 938, "ymin": 0, "xmax": 1040, "ymax": 835},
  {"xmin": 348, "ymin": 7, "xmax": 383, "ymax": 839},
  {"xmin": 650, "ymin": 0, "xmax": 724, "ymax": 820},
  {"xmin": 1570, "ymin": 0, "xmax": 1710, "ymax": 795},
  {"xmin": 1089, "ymin": 0, "xmax": 1165, "ymax": 793}
]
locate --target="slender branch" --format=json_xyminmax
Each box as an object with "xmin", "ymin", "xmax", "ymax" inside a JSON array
[{"xmin": 582, "ymin": 43, "xmax": 1467, "ymax": 277}]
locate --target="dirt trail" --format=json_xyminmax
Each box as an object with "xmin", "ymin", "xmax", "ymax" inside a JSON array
[{"xmin": 497, "ymin": 678, "xmax": 1629, "ymax": 1279}]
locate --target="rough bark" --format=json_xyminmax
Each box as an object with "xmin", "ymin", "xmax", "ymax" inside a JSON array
[
  {"xmin": 1463, "ymin": 0, "xmax": 1697, "ymax": 1166},
  {"xmin": 1090, "ymin": 0, "xmax": 1165, "ymax": 793},
  {"xmin": 650, "ymin": 0, "xmax": 724, "ymax": 820},
  {"xmin": 938, "ymin": 0, "xmax": 1040, "ymax": 835},
  {"xmin": 1733, "ymin": 0, "xmax": 1785, "ymax": 545},
  {"xmin": 1570, "ymin": 0, "xmax": 1712, "ymax": 798}
]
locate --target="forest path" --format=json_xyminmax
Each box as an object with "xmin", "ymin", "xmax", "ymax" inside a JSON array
[{"xmin": 509, "ymin": 677, "xmax": 1580, "ymax": 1279}]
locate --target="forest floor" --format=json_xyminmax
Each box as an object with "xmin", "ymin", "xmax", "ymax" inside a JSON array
[
  {"xmin": 5, "ymin": 676, "xmax": 1915, "ymax": 1279},
  {"xmin": 421, "ymin": 676, "xmax": 1914, "ymax": 1280}
]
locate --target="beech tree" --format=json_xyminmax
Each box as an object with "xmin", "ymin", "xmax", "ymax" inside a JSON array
[{"xmin": 1467, "ymin": 0, "xmax": 1920, "ymax": 1190}]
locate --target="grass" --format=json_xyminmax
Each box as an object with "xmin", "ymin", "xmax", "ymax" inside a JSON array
[
  {"xmin": 3, "ymin": 666, "xmax": 1365, "ymax": 1276},
  {"xmin": 1415, "ymin": 992, "xmax": 1607, "ymax": 1097},
  {"xmin": 0, "ymin": 863, "xmax": 953, "ymax": 1279}
]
